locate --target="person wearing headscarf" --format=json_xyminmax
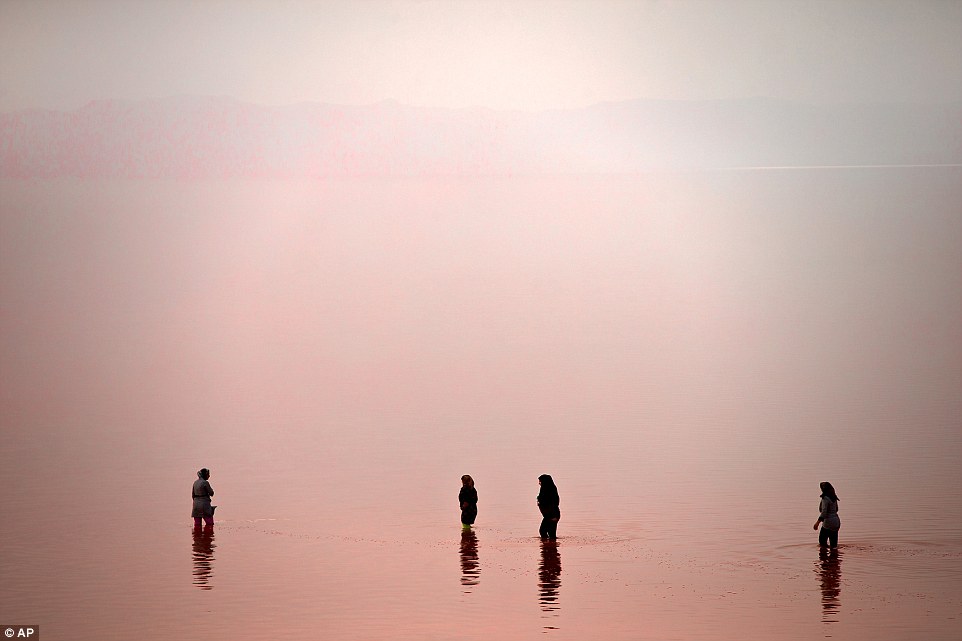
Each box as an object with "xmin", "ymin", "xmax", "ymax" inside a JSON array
[
  {"xmin": 813, "ymin": 481, "xmax": 840, "ymax": 548},
  {"xmin": 192, "ymin": 468, "xmax": 215, "ymax": 528},
  {"xmin": 537, "ymin": 474, "xmax": 561, "ymax": 539},
  {"xmin": 459, "ymin": 475, "xmax": 478, "ymax": 528}
]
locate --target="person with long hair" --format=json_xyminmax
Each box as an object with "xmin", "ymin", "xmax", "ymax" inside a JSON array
[
  {"xmin": 813, "ymin": 481, "xmax": 841, "ymax": 548},
  {"xmin": 459, "ymin": 475, "xmax": 478, "ymax": 529},
  {"xmin": 537, "ymin": 474, "xmax": 561, "ymax": 539},
  {"xmin": 192, "ymin": 468, "xmax": 215, "ymax": 528}
]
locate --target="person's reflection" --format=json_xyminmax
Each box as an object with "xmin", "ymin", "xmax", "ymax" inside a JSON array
[
  {"xmin": 460, "ymin": 528, "xmax": 480, "ymax": 591},
  {"xmin": 538, "ymin": 539, "xmax": 562, "ymax": 629},
  {"xmin": 191, "ymin": 525, "xmax": 216, "ymax": 590},
  {"xmin": 815, "ymin": 546, "xmax": 842, "ymax": 624}
]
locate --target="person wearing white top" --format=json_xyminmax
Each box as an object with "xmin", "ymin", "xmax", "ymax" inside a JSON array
[{"xmin": 813, "ymin": 481, "xmax": 840, "ymax": 548}]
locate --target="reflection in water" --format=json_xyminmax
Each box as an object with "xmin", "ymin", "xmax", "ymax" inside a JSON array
[
  {"xmin": 191, "ymin": 525, "xmax": 216, "ymax": 590},
  {"xmin": 815, "ymin": 547, "xmax": 842, "ymax": 624},
  {"xmin": 459, "ymin": 529, "xmax": 480, "ymax": 591},
  {"xmin": 538, "ymin": 540, "xmax": 562, "ymax": 630}
]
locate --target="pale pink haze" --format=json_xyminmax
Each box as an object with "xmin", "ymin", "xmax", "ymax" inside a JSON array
[{"xmin": 1, "ymin": 2, "xmax": 961, "ymax": 641}]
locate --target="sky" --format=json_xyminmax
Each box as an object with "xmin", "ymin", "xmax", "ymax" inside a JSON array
[{"xmin": 1, "ymin": 0, "xmax": 961, "ymax": 112}]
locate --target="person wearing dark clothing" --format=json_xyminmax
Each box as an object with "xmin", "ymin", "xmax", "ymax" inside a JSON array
[
  {"xmin": 813, "ymin": 481, "xmax": 841, "ymax": 548},
  {"xmin": 192, "ymin": 468, "xmax": 215, "ymax": 528},
  {"xmin": 537, "ymin": 474, "xmax": 560, "ymax": 539},
  {"xmin": 459, "ymin": 475, "xmax": 478, "ymax": 528}
]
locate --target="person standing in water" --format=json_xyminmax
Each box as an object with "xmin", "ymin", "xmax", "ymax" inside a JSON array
[
  {"xmin": 813, "ymin": 481, "xmax": 840, "ymax": 548},
  {"xmin": 459, "ymin": 475, "xmax": 478, "ymax": 528},
  {"xmin": 192, "ymin": 468, "xmax": 215, "ymax": 528},
  {"xmin": 537, "ymin": 474, "xmax": 561, "ymax": 539}
]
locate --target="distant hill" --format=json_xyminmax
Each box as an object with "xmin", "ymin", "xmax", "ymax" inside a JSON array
[{"xmin": 2, "ymin": 97, "xmax": 960, "ymax": 177}]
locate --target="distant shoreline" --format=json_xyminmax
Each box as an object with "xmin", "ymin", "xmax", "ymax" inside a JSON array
[{"xmin": 3, "ymin": 97, "xmax": 960, "ymax": 179}]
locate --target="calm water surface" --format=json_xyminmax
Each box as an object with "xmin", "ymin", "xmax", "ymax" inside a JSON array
[{"xmin": 2, "ymin": 170, "xmax": 960, "ymax": 640}]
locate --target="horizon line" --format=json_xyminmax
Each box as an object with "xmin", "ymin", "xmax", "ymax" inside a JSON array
[
  {"xmin": 711, "ymin": 164, "xmax": 962, "ymax": 171},
  {"xmin": 3, "ymin": 94, "xmax": 962, "ymax": 116}
]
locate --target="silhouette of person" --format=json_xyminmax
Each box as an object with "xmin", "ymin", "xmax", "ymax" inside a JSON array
[
  {"xmin": 537, "ymin": 474, "xmax": 560, "ymax": 539},
  {"xmin": 815, "ymin": 546, "xmax": 842, "ymax": 624},
  {"xmin": 812, "ymin": 481, "xmax": 840, "ymax": 548},
  {"xmin": 538, "ymin": 538, "xmax": 562, "ymax": 628},
  {"xmin": 460, "ymin": 528, "xmax": 480, "ymax": 591},
  {"xmin": 192, "ymin": 468, "xmax": 215, "ymax": 528},
  {"xmin": 459, "ymin": 475, "xmax": 478, "ymax": 528},
  {"xmin": 191, "ymin": 525, "xmax": 216, "ymax": 590}
]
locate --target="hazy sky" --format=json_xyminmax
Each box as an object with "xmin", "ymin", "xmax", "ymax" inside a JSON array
[{"xmin": 1, "ymin": 0, "xmax": 961, "ymax": 112}]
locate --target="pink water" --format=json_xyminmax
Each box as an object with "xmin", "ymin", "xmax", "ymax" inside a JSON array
[{"xmin": 2, "ymin": 171, "xmax": 960, "ymax": 640}]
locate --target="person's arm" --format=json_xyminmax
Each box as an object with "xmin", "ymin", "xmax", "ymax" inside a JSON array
[
  {"xmin": 206, "ymin": 481, "xmax": 214, "ymax": 498},
  {"xmin": 813, "ymin": 498, "xmax": 825, "ymax": 529}
]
